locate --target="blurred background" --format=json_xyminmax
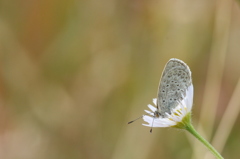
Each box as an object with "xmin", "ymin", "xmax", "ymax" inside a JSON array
[{"xmin": 0, "ymin": 0, "xmax": 240, "ymax": 159}]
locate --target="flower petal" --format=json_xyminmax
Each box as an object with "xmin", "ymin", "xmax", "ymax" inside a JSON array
[
  {"xmin": 144, "ymin": 110, "xmax": 154, "ymax": 116},
  {"xmin": 186, "ymin": 84, "xmax": 194, "ymax": 111},
  {"xmin": 153, "ymin": 98, "xmax": 157, "ymax": 105},
  {"xmin": 142, "ymin": 115, "xmax": 176, "ymax": 127},
  {"xmin": 148, "ymin": 104, "xmax": 157, "ymax": 112}
]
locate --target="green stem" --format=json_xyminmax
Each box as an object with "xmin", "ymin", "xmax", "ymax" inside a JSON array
[
  {"xmin": 173, "ymin": 113, "xmax": 224, "ymax": 159},
  {"xmin": 185, "ymin": 123, "xmax": 224, "ymax": 159}
]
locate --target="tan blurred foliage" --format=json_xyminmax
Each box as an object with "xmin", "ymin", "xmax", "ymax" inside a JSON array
[{"xmin": 0, "ymin": 0, "xmax": 240, "ymax": 159}]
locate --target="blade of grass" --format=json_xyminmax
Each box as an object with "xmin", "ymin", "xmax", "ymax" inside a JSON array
[
  {"xmin": 211, "ymin": 78, "xmax": 240, "ymax": 153},
  {"xmin": 191, "ymin": 0, "xmax": 233, "ymax": 158}
]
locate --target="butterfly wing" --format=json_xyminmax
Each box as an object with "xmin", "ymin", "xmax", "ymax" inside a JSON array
[{"xmin": 157, "ymin": 58, "xmax": 192, "ymax": 117}]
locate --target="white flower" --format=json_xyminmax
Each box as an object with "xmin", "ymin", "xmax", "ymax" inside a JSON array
[{"xmin": 142, "ymin": 84, "xmax": 194, "ymax": 128}]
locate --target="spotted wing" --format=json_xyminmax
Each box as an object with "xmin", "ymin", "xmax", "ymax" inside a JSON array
[{"xmin": 157, "ymin": 58, "xmax": 192, "ymax": 117}]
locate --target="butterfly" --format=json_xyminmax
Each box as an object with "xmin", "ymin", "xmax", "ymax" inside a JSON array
[{"xmin": 129, "ymin": 58, "xmax": 193, "ymax": 133}]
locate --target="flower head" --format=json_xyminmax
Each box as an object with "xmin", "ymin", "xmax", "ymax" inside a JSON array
[{"xmin": 142, "ymin": 84, "xmax": 193, "ymax": 128}]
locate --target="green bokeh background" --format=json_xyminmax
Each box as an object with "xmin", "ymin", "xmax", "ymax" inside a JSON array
[{"xmin": 0, "ymin": 0, "xmax": 240, "ymax": 159}]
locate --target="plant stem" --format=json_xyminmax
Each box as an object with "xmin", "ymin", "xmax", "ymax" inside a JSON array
[{"xmin": 185, "ymin": 123, "xmax": 224, "ymax": 159}]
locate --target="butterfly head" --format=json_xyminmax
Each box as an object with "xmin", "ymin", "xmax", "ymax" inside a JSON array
[{"xmin": 153, "ymin": 110, "xmax": 161, "ymax": 118}]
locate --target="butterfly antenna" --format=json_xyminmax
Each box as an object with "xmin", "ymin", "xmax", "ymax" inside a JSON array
[
  {"xmin": 128, "ymin": 115, "xmax": 143, "ymax": 124},
  {"xmin": 150, "ymin": 117, "xmax": 155, "ymax": 133},
  {"xmin": 128, "ymin": 113, "xmax": 151, "ymax": 124}
]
